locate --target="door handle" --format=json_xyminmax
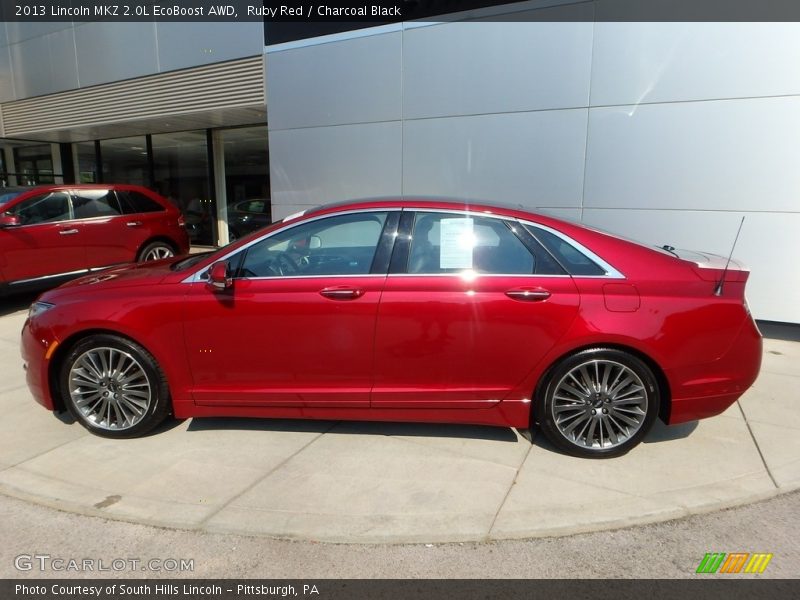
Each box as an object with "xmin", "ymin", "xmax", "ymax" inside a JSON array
[
  {"xmin": 319, "ymin": 287, "xmax": 365, "ymax": 300},
  {"xmin": 505, "ymin": 287, "xmax": 551, "ymax": 302},
  {"xmin": 59, "ymin": 228, "xmax": 79, "ymax": 235},
  {"xmin": 126, "ymin": 221, "xmax": 142, "ymax": 227}
]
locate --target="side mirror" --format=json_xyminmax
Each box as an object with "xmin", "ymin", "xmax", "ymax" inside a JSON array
[
  {"xmin": 309, "ymin": 235, "xmax": 322, "ymax": 249},
  {"xmin": 207, "ymin": 261, "xmax": 232, "ymax": 291},
  {"xmin": 0, "ymin": 214, "xmax": 20, "ymax": 228}
]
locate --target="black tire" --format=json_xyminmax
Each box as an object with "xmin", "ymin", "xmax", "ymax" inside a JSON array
[
  {"xmin": 60, "ymin": 334, "xmax": 171, "ymax": 438},
  {"xmin": 137, "ymin": 241, "xmax": 176, "ymax": 262},
  {"xmin": 535, "ymin": 348, "xmax": 660, "ymax": 458}
]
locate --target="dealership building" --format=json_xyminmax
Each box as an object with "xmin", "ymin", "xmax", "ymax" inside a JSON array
[{"xmin": 1, "ymin": 1, "xmax": 799, "ymax": 324}]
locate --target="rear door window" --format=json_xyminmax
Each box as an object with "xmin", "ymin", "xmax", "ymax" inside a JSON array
[
  {"xmin": 116, "ymin": 190, "xmax": 165, "ymax": 214},
  {"xmin": 525, "ymin": 225, "xmax": 607, "ymax": 276},
  {"xmin": 71, "ymin": 189, "xmax": 121, "ymax": 219},
  {"xmin": 407, "ymin": 212, "xmax": 536, "ymax": 275}
]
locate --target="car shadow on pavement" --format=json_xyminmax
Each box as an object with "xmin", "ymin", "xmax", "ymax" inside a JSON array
[
  {"xmin": 0, "ymin": 293, "xmax": 39, "ymax": 317},
  {"xmin": 53, "ymin": 411, "xmax": 186, "ymax": 436},
  {"xmin": 642, "ymin": 419, "xmax": 699, "ymax": 443},
  {"xmin": 529, "ymin": 418, "xmax": 700, "ymax": 456},
  {"xmin": 186, "ymin": 417, "xmax": 521, "ymax": 442}
]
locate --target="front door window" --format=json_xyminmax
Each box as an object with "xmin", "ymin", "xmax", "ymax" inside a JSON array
[
  {"xmin": 238, "ymin": 212, "xmax": 389, "ymax": 278},
  {"xmin": 7, "ymin": 192, "xmax": 72, "ymax": 225}
]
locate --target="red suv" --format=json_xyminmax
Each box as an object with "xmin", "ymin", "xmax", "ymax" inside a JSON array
[{"xmin": 0, "ymin": 184, "xmax": 190, "ymax": 295}]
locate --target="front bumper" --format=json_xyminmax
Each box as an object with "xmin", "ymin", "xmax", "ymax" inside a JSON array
[{"xmin": 21, "ymin": 317, "xmax": 59, "ymax": 411}]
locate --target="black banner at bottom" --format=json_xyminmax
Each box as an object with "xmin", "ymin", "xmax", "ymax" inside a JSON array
[{"xmin": 2, "ymin": 579, "xmax": 799, "ymax": 600}]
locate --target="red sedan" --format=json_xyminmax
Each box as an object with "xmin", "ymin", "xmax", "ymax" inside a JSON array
[
  {"xmin": 21, "ymin": 198, "xmax": 761, "ymax": 458},
  {"xmin": 1, "ymin": 184, "xmax": 189, "ymax": 295}
]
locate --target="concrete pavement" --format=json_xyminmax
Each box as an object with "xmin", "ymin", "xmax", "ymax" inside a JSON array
[{"xmin": 0, "ymin": 297, "xmax": 798, "ymax": 543}]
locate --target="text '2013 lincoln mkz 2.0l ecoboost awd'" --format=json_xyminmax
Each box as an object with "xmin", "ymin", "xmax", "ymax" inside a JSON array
[{"xmin": 21, "ymin": 198, "xmax": 761, "ymax": 458}]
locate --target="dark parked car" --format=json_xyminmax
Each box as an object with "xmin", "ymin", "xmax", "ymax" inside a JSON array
[
  {"xmin": 0, "ymin": 184, "xmax": 189, "ymax": 295},
  {"xmin": 227, "ymin": 199, "xmax": 271, "ymax": 241}
]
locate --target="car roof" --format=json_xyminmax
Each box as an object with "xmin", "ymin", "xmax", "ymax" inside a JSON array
[{"xmin": 301, "ymin": 196, "xmax": 575, "ymax": 231}]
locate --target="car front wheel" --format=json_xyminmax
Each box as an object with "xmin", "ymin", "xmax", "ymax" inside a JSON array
[
  {"xmin": 60, "ymin": 334, "xmax": 170, "ymax": 438},
  {"xmin": 536, "ymin": 348, "xmax": 660, "ymax": 458}
]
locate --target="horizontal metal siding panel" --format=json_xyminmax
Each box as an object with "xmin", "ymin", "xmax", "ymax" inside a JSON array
[{"xmin": 1, "ymin": 56, "xmax": 264, "ymax": 136}]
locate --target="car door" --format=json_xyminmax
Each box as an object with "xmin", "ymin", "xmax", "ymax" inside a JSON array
[
  {"xmin": 69, "ymin": 188, "xmax": 138, "ymax": 267},
  {"xmin": 0, "ymin": 190, "xmax": 86, "ymax": 283},
  {"xmin": 183, "ymin": 209, "xmax": 398, "ymax": 407},
  {"xmin": 371, "ymin": 210, "xmax": 581, "ymax": 408}
]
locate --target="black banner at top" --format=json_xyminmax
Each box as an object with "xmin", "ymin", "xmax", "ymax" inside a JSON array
[{"xmin": 4, "ymin": 0, "xmax": 800, "ymax": 24}]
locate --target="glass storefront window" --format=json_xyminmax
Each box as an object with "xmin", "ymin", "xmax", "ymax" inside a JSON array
[
  {"xmin": 0, "ymin": 148, "xmax": 6, "ymax": 186},
  {"xmin": 222, "ymin": 126, "xmax": 270, "ymax": 242},
  {"xmin": 152, "ymin": 130, "xmax": 215, "ymax": 246},
  {"xmin": 73, "ymin": 142, "xmax": 99, "ymax": 183},
  {"xmin": 13, "ymin": 144, "xmax": 55, "ymax": 185},
  {"xmin": 100, "ymin": 136, "xmax": 149, "ymax": 186}
]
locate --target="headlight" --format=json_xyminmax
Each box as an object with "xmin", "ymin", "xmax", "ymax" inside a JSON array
[{"xmin": 28, "ymin": 301, "xmax": 55, "ymax": 320}]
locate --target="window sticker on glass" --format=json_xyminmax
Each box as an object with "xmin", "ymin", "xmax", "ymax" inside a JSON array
[{"xmin": 439, "ymin": 217, "xmax": 475, "ymax": 269}]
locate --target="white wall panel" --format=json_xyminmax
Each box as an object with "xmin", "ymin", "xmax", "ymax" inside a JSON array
[
  {"xmin": 45, "ymin": 29, "xmax": 80, "ymax": 94},
  {"xmin": 591, "ymin": 23, "xmax": 800, "ymax": 106},
  {"xmin": 269, "ymin": 121, "xmax": 402, "ymax": 217},
  {"xmin": 584, "ymin": 97, "xmax": 800, "ymax": 212},
  {"xmin": 9, "ymin": 29, "xmax": 79, "ymax": 98},
  {"xmin": 403, "ymin": 10, "xmax": 592, "ymax": 119},
  {"xmin": 4, "ymin": 22, "xmax": 71, "ymax": 45},
  {"xmin": 581, "ymin": 209, "xmax": 800, "ymax": 324},
  {"xmin": 0, "ymin": 44, "xmax": 14, "ymax": 102},
  {"xmin": 156, "ymin": 22, "xmax": 264, "ymax": 73},
  {"xmin": 74, "ymin": 22, "xmax": 158, "ymax": 88},
  {"xmin": 403, "ymin": 109, "xmax": 587, "ymax": 208},
  {"xmin": 267, "ymin": 32, "xmax": 401, "ymax": 130}
]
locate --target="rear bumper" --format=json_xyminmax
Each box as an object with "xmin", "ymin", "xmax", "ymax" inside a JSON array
[{"xmin": 667, "ymin": 317, "xmax": 762, "ymax": 424}]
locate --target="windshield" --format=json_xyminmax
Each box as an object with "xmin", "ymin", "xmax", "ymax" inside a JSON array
[
  {"xmin": 170, "ymin": 252, "xmax": 216, "ymax": 271},
  {"xmin": 0, "ymin": 190, "xmax": 24, "ymax": 208}
]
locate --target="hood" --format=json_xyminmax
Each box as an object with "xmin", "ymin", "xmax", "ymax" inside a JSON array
[{"xmin": 50, "ymin": 258, "xmax": 183, "ymax": 295}]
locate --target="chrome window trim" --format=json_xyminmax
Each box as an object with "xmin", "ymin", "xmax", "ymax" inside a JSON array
[
  {"xmin": 182, "ymin": 207, "xmax": 401, "ymax": 284},
  {"xmin": 9, "ymin": 264, "xmax": 119, "ymax": 286},
  {"xmin": 387, "ymin": 272, "xmax": 572, "ymax": 279},
  {"xmin": 410, "ymin": 207, "xmax": 517, "ymax": 221},
  {"xmin": 518, "ymin": 219, "xmax": 626, "ymax": 279},
  {"xmin": 209, "ymin": 274, "xmax": 387, "ymax": 282},
  {"xmin": 9, "ymin": 268, "xmax": 89, "ymax": 285}
]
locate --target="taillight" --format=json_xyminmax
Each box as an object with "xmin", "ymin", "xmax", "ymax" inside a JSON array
[{"xmin": 177, "ymin": 214, "xmax": 186, "ymax": 227}]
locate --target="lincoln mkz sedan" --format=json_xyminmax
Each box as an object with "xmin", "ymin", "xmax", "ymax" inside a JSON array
[
  {"xmin": 1, "ymin": 184, "xmax": 190, "ymax": 295},
  {"xmin": 21, "ymin": 199, "xmax": 762, "ymax": 457}
]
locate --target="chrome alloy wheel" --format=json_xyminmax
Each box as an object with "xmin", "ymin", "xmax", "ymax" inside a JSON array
[
  {"xmin": 551, "ymin": 359, "xmax": 649, "ymax": 450},
  {"xmin": 67, "ymin": 347, "xmax": 152, "ymax": 431},
  {"xmin": 142, "ymin": 245, "xmax": 174, "ymax": 261}
]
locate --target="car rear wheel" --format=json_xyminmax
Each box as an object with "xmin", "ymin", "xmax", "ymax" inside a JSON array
[
  {"xmin": 60, "ymin": 334, "xmax": 170, "ymax": 438},
  {"xmin": 138, "ymin": 241, "xmax": 175, "ymax": 262},
  {"xmin": 536, "ymin": 348, "xmax": 660, "ymax": 458}
]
